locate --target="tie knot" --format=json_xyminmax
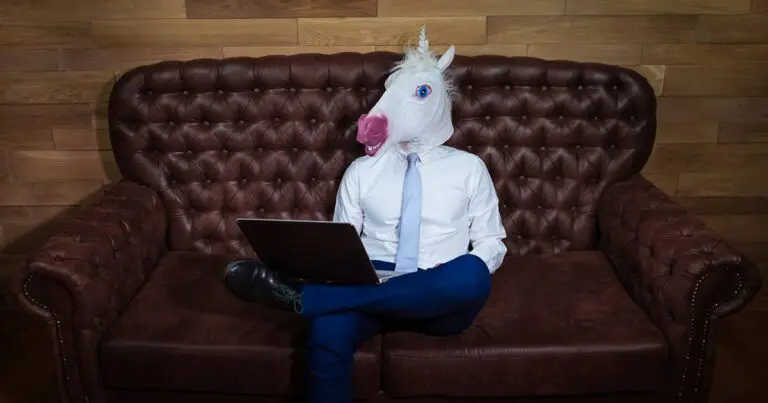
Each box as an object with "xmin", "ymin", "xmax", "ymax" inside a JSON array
[{"xmin": 407, "ymin": 153, "xmax": 420, "ymax": 164}]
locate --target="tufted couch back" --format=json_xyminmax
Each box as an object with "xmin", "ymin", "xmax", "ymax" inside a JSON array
[{"xmin": 108, "ymin": 53, "xmax": 656, "ymax": 257}]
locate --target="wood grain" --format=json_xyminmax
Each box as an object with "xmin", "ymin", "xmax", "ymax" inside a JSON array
[
  {"xmin": 697, "ymin": 14, "xmax": 768, "ymax": 43},
  {"xmin": 299, "ymin": 17, "xmax": 486, "ymax": 46},
  {"xmin": 527, "ymin": 44, "xmax": 642, "ymax": 65},
  {"xmin": 627, "ymin": 65, "xmax": 665, "ymax": 96},
  {"xmin": 754, "ymin": 0, "xmax": 768, "ymax": 12},
  {"xmin": 664, "ymin": 66, "xmax": 768, "ymax": 96},
  {"xmin": 642, "ymin": 44, "xmax": 768, "ymax": 65},
  {"xmin": 0, "ymin": 206, "xmax": 81, "ymax": 252},
  {"xmin": 566, "ymin": 0, "xmax": 751, "ymax": 15},
  {"xmin": 0, "ymin": 181, "xmax": 106, "ymax": 206},
  {"xmin": 0, "ymin": 0, "xmax": 186, "ymax": 21},
  {"xmin": 378, "ymin": 0, "xmax": 565, "ymax": 16},
  {"xmin": 0, "ymin": 131, "xmax": 54, "ymax": 151},
  {"xmin": 642, "ymin": 173, "xmax": 679, "ymax": 195},
  {"xmin": 223, "ymin": 46, "xmax": 376, "ymax": 58},
  {"xmin": 0, "ymin": 49, "xmax": 59, "ymax": 72},
  {"xmin": 718, "ymin": 122, "xmax": 768, "ymax": 144},
  {"xmin": 657, "ymin": 98, "xmax": 768, "ymax": 122},
  {"xmin": 375, "ymin": 44, "xmax": 527, "ymax": 57},
  {"xmin": 645, "ymin": 144, "xmax": 768, "ymax": 173},
  {"xmin": 0, "ymin": 22, "xmax": 91, "ymax": 47},
  {"xmin": 487, "ymin": 16, "xmax": 697, "ymax": 43},
  {"xmin": 656, "ymin": 122, "xmax": 719, "ymax": 144},
  {"xmin": 7, "ymin": 151, "xmax": 120, "ymax": 182},
  {"xmin": 673, "ymin": 197, "xmax": 768, "ymax": 215},
  {"xmin": 0, "ymin": 71, "xmax": 115, "ymax": 104},
  {"xmin": 0, "ymin": 154, "xmax": 8, "ymax": 182},
  {"xmin": 92, "ymin": 19, "xmax": 298, "ymax": 47},
  {"xmin": 186, "ymin": 0, "xmax": 376, "ymax": 18},
  {"xmin": 52, "ymin": 129, "xmax": 111, "ymax": 151},
  {"xmin": 677, "ymin": 174, "xmax": 768, "ymax": 197},
  {"xmin": 0, "ymin": 104, "xmax": 93, "ymax": 131},
  {"xmin": 699, "ymin": 215, "xmax": 768, "ymax": 243},
  {"xmin": 61, "ymin": 47, "xmax": 224, "ymax": 72}
]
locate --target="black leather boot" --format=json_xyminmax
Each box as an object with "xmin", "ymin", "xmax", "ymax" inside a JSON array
[{"xmin": 223, "ymin": 259, "xmax": 303, "ymax": 313}]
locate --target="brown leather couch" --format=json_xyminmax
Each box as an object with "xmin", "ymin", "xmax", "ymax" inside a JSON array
[{"xmin": 12, "ymin": 53, "xmax": 761, "ymax": 403}]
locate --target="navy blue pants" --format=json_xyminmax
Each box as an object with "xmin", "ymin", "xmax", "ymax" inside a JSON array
[{"xmin": 298, "ymin": 254, "xmax": 492, "ymax": 403}]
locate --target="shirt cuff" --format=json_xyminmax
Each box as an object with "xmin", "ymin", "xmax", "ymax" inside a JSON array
[{"xmin": 469, "ymin": 239, "xmax": 507, "ymax": 274}]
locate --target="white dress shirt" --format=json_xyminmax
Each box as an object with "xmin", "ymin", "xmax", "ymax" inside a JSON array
[{"xmin": 332, "ymin": 145, "xmax": 508, "ymax": 274}]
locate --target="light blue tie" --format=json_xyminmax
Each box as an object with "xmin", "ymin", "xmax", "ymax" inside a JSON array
[{"xmin": 394, "ymin": 153, "xmax": 421, "ymax": 273}]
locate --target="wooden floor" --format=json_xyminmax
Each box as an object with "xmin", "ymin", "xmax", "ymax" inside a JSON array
[{"xmin": 1, "ymin": 256, "xmax": 766, "ymax": 403}]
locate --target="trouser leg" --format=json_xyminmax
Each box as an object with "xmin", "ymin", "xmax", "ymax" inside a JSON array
[
  {"xmin": 299, "ymin": 254, "xmax": 491, "ymax": 319},
  {"xmin": 306, "ymin": 311, "xmax": 381, "ymax": 403}
]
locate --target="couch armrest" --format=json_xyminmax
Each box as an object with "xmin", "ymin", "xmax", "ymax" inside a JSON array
[
  {"xmin": 597, "ymin": 174, "xmax": 761, "ymax": 402},
  {"xmin": 12, "ymin": 179, "xmax": 167, "ymax": 403}
]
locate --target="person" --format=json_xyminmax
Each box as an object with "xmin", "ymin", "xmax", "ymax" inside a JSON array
[{"xmin": 222, "ymin": 28, "xmax": 507, "ymax": 403}]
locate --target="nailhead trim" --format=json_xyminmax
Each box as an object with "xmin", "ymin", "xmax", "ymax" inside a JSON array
[
  {"xmin": 677, "ymin": 268, "xmax": 743, "ymax": 401},
  {"xmin": 22, "ymin": 272, "xmax": 76, "ymax": 402}
]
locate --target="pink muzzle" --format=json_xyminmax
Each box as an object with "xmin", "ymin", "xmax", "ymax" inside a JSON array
[{"xmin": 356, "ymin": 114, "xmax": 388, "ymax": 156}]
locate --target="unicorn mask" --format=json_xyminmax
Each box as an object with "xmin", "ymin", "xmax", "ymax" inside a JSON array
[{"xmin": 357, "ymin": 27, "xmax": 456, "ymax": 157}]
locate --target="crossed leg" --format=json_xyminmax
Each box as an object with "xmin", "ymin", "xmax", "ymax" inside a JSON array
[{"xmin": 303, "ymin": 254, "xmax": 491, "ymax": 403}]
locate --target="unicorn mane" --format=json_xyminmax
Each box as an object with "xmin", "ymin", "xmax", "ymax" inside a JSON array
[{"xmin": 388, "ymin": 33, "xmax": 457, "ymax": 95}]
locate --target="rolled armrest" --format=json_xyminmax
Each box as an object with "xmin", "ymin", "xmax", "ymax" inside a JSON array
[
  {"xmin": 597, "ymin": 174, "xmax": 761, "ymax": 402},
  {"xmin": 12, "ymin": 179, "xmax": 167, "ymax": 403}
]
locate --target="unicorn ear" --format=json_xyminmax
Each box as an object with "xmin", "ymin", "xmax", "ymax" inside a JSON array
[{"xmin": 436, "ymin": 45, "xmax": 455, "ymax": 71}]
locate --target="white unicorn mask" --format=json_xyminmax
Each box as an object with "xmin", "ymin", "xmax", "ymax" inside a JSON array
[{"xmin": 357, "ymin": 27, "xmax": 456, "ymax": 157}]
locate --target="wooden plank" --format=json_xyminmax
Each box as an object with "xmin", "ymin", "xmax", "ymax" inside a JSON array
[
  {"xmin": 677, "ymin": 173, "xmax": 768, "ymax": 197},
  {"xmin": 487, "ymin": 16, "xmax": 696, "ymax": 44},
  {"xmin": 0, "ymin": 49, "xmax": 59, "ymax": 72},
  {"xmin": 378, "ymin": 0, "xmax": 565, "ymax": 16},
  {"xmin": 0, "ymin": 71, "xmax": 115, "ymax": 104},
  {"xmin": 61, "ymin": 47, "xmax": 223, "ymax": 72},
  {"xmin": 664, "ymin": 66, "xmax": 768, "ymax": 97},
  {"xmin": 527, "ymin": 44, "xmax": 641, "ymax": 65},
  {"xmin": 375, "ymin": 44, "xmax": 527, "ymax": 57},
  {"xmin": 754, "ymin": 0, "xmax": 768, "ymax": 12},
  {"xmin": 673, "ymin": 197, "xmax": 768, "ymax": 215},
  {"xmin": 566, "ymin": 0, "xmax": 751, "ymax": 15},
  {"xmin": 0, "ymin": 22, "xmax": 91, "ymax": 47},
  {"xmin": 0, "ymin": 0, "xmax": 186, "ymax": 21},
  {"xmin": 0, "ymin": 206, "xmax": 83, "ymax": 254},
  {"xmin": 0, "ymin": 181, "xmax": 106, "ymax": 206},
  {"xmin": 718, "ymin": 122, "xmax": 768, "ymax": 144},
  {"xmin": 626, "ymin": 65, "xmax": 665, "ymax": 96},
  {"xmin": 699, "ymin": 215, "xmax": 768, "ymax": 243},
  {"xmin": 0, "ymin": 130, "xmax": 54, "ymax": 151},
  {"xmin": 656, "ymin": 122, "xmax": 719, "ymax": 144},
  {"xmin": 0, "ymin": 104, "xmax": 93, "ymax": 131},
  {"xmin": 186, "ymin": 0, "xmax": 376, "ymax": 18},
  {"xmin": 645, "ymin": 144, "xmax": 768, "ymax": 174},
  {"xmin": 0, "ymin": 154, "xmax": 8, "ymax": 182},
  {"xmin": 697, "ymin": 15, "xmax": 768, "ymax": 43},
  {"xmin": 223, "ymin": 46, "xmax": 376, "ymax": 58},
  {"xmin": 657, "ymin": 98, "xmax": 768, "ymax": 122},
  {"xmin": 642, "ymin": 44, "xmax": 768, "ymax": 65},
  {"xmin": 92, "ymin": 19, "xmax": 298, "ymax": 47},
  {"xmin": 52, "ymin": 129, "xmax": 111, "ymax": 151},
  {"xmin": 298, "ymin": 17, "xmax": 486, "ymax": 46},
  {"xmin": 641, "ymin": 173, "xmax": 679, "ymax": 195},
  {"xmin": 7, "ymin": 151, "xmax": 119, "ymax": 182}
]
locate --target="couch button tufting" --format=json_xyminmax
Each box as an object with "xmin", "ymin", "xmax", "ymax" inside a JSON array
[
  {"xmin": 504, "ymin": 85, "xmax": 510, "ymax": 90},
  {"xmin": 222, "ymin": 149, "xmax": 228, "ymax": 153},
  {"xmin": 276, "ymin": 178, "xmax": 282, "ymax": 183},
  {"xmin": 292, "ymin": 147, "xmax": 298, "ymax": 152},
  {"xmin": 504, "ymin": 144, "xmax": 509, "ymax": 148},
  {"xmin": 240, "ymin": 178, "xmax": 247, "ymax": 184},
  {"xmin": 541, "ymin": 85, "xmax": 547, "ymax": 90},
  {"xmin": 253, "ymin": 88, "xmax": 260, "ymax": 92},
  {"xmin": 577, "ymin": 85, "xmax": 583, "ymax": 90},
  {"xmin": 485, "ymin": 116, "xmax": 491, "ymax": 121},
  {"xmin": 326, "ymin": 87, "xmax": 332, "ymax": 92},
  {"xmin": 310, "ymin": 118, "xmax": 317, "ymax": 123},
  {"xmin": 238, "ymin": 119, "xmax": 245, "ymax": 124},
  {"xmin": 183, "ymin": 90, "xmax": 189, "ymax": 95},
  {"xmin": 259, "ymin": 208, "xmax": 265, "ymax": 212}
]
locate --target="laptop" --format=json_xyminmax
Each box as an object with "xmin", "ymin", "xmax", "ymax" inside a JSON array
[{"xmin": 235, "ymin": 218, "xmax": 405, "ymax": 285}]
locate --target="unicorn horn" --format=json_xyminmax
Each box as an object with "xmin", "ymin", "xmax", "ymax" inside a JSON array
[{"xmin": 418, "ymin": 25, "xmax": 429, "ymax": 53}]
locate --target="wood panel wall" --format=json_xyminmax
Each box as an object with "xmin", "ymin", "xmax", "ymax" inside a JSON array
[{"xmin": 1, "ymin": 1, "xmax": 767, "ymax": 276}]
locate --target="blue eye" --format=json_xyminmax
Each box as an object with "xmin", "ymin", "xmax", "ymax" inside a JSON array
[{"xmin": 415, "ymin": 84, "xmax": 432, "ymax": 98}]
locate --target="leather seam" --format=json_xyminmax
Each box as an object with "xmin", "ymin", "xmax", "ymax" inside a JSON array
[
  {"xmin": 22, "ymin": 272, "xmax": 76, "ymax": 402},
  {"xmin": 678, "ymin": 267, "xmax": 743, "ymax": 401}
]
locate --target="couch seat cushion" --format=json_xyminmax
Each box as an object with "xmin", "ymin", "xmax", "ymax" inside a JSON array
[
  {"xmin": 381, "ymin": 251, "xmax": 667, "ymax": 397},
  {"xmin": 99, "ymin": 252, "xmax": 381, "ymax": 398}
]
